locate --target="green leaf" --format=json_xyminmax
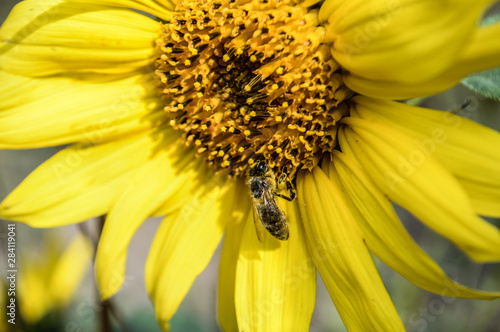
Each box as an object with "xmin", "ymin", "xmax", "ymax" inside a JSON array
[
  {"xmin": 462, "ymin": 68, "xmax": 500, "ymax": 101},
  {"xmin": 481, "ymin": 13, "xmax": 500, "ymax": 27},
  {"xmin": 461, "ymin": 14, "xmax": 500, "ymax": 101}
]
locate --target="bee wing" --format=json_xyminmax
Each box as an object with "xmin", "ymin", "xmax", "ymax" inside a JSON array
[
  {"xmin": 262, "ymin": 190, "xmax": 289, "ymax": 241},
  {"xmin": 252, "ymin": 203, "xmax": 266, "ymax": 243},
  {"xmin": 262, "ymin": 189, "xmax": 281, "ymax": 222}
]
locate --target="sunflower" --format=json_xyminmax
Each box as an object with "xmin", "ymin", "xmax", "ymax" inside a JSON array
[
  {"xmin": 17, "ymin": 230, "xmax": 93, "ymax": 326},
  {"xmin": 1, "ymin": 0, "xmax": 500, "ymax": 330}
]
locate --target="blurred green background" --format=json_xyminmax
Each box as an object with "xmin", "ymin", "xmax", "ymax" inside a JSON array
[{"xmin": 1, "ymin": 1, "xmax": 500, "ymax": 331}]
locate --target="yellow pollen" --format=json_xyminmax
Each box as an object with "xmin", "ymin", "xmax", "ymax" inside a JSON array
[{"xmin": 154, "ymin": 0, "xmax": 351, "ymax": 179}]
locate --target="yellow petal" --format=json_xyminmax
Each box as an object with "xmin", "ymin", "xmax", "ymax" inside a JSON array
[
  {"xmin": 145, "ymin": 177, "xmax": 242, "ymax": 330},
  {"xmin": 342, "ymin": 23, "xmax": 500, "ymax": 99},
  {"xmin": 297, "ymin": 167, "xmax": 405, "ymax": 331},
  {"xmin": 0, "ymin": 130, "xmax": 176, "ymax": 227},
  {"xmin": 49, "ymin": 232, "xmax": 93, "ymax": 306},
  {"xmin": 320, "ymin": 0, "xmax": 487, "ymax": 84},
  {"xmin": 319, "ymin": 0, "xmax": 499, "ymax": 99},
  {"xmin": 351, "ymin": 96, "xmax": 500, "ymax": 217},
  {"xmin": 324, "ymin": 153, "xmax": 500, "ymax": 299},
  {"xmin": 0, "ymin": 71, "xmax": 164, "ymax": 149},
  {"xmin": 341, "ymin": 71, "xmax": 456, "ymax": 100},
  {"xmin": 18, "ymin": 247, "xmax": 53, "ymax": 323},
  {"xmin": 447, "ymin": 23, "xmax": 500, "ymax": 82},
  {"xmin": 95, "ymin": 143, "xmax": 202, "ymax": 300},
  {"xmin": 460, "ymin": 178, "xmax": 500, "ymax": 218},
  {"xmin": 18, "ymin": 230, "xmax": 91, "ymax": 323},
  {"xmin": 217, "ymin": 181, "xmax": 251, "ymax": 332},
  {"xmin": 235, "ymin": 199, "xmax": 316, "ymax": 332},
  {"xmin": 0, "ymin": 0, "xmax": 160, "ymax": 76},
  {"xmin": 65, "ymin": 0, "xmax": 173, "ymax": 21},
  {"xmin": 340, "ymin": 118, "xmax": 500, "ymax": 262}
]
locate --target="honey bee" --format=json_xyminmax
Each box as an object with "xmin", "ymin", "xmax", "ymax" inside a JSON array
[{"xmin": 247, "ymin": 158, "xmax": 295, "ymax": 241}]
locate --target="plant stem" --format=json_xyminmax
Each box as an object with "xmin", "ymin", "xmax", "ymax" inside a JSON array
[{"xmin": 96, "ymin": 215, "xmax": 112, "ymax": 332}]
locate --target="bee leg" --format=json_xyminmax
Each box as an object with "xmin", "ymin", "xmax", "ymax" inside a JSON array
[
  {"xmin": 273, "ymin": 179, "xmax": 296, "ymax": 202},
  {"xmin": 274, "ymin": 192, "xmax": 293, "ymax": 201},
  {"xmin": 285, "ymin": 179, "xmax": 296, "ymax": 201},
  {"xmin": 277, "ymin": 173, "xmax": 287, "ymax": 185},
  {"xmin": 274, "ymin": 171, "xmax": 296, "ymax": 202}
]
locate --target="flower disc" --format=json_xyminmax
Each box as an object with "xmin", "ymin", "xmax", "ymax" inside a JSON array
[{"xmin": 154, "ymin": 0, "xmax": 352, "ymax": 179}]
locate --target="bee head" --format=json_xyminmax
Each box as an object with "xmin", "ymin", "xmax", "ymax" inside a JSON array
[{"xmin": 248, "ymin": 157, "xmax": 268, "ymax": 177}]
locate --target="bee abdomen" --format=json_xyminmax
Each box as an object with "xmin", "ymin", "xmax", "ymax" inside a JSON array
[
  {"xmin": 268, "ymin": 224, "xmax": 289, "ymax": 240},
  {"xmin": 261, "ymin": 207, "xmax": 289, "ymax": 240}
]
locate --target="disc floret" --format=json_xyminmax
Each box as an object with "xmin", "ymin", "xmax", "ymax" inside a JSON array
[{"xmin": 154, "ymin": 0, "xmax": 352, "ymax": 179}]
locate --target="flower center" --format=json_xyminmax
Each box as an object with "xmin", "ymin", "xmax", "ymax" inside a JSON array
[{"xmin": 154, "ymin": 0, "xmax": 351, "ymax": 179}]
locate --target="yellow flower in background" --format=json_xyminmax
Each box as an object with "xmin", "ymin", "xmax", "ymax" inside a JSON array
[
  {"xmin": 1, "ymin": 0, "xmax": 500, "ymax": 331},
  {"xmin": 18, "ymin": 231, "xmax": 92, "ymax": 324}
]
